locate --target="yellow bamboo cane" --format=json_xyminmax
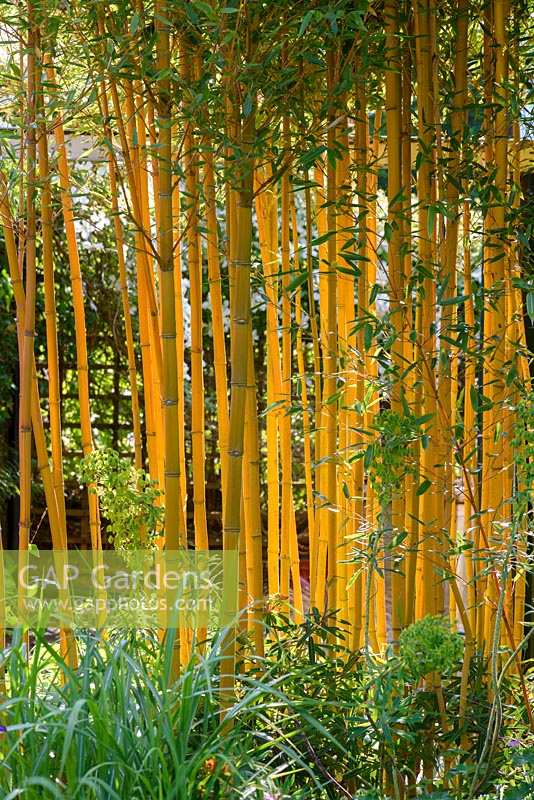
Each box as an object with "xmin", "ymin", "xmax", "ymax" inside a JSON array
[
  {"xmin": 366, "ymin": 110, "xmax": 385, "ymax": 648},
  {"xmin": 44, "ymin": 59, "xmax": 101, "ymax": 552},
  {"xmin": 181, "ymin": 42, "xmax": 208, "ymax": 551},
  {"xmin": 156, "ymin": 0, "xmax": 187, "ymax": 552},
  {"xmin": 203, "ymin": 135, "xmax": 230, "ymax": 499},
  {"xmin": 255, "ymin": 169, "xmax": 282, "ymax": 598},
  {"xmin": 172, "ymin": 185, "xmax": 188, "ymax": 525},
  {"xmin": 414, "ymin": 0, "xmax": 440, "ymax": 619},
  {"xmin": 478, "ymin": 0, "xmax": 495, "ymax": 650},
  {"xmin": 385, "ymin": 0, "xmax": 406, "ymax": 642},
  {"xmin": 280, "ymin": 121, "xmax": 301, "ymax": 611},
  {"xmin": 482, "ymin": 0, "xmax": 509, "ymax": 650},
  {"xmin": 336, "ymin": 118, "xmax": 356, "ymax": 638},
  {"xmin": 110, "ymin": 75, "xmax": 161, "ymax": 495},
  {"xmin": 221, "ymin": 96, "xmax": 255, "ymax": 712},
  {"xmin": 314, "ymin": 52, "xmax": 338, "ymax": 616},
  {"xmin": 36, "ymin": 41, "xmax": 67, "ymax": 539},
  {"xmin": 133, "ymin": 81, "xmax": 166, "ymax": 498},
  {"xmin": 303, "ymin": 177, "xmax": 323, "ymax": 589},
  {"xmin": 462, "ymin": 202, "xmax": 478, "ymax": 636},
  {"xmin": 442, "ymin": 0, "xmax": 468, "ymax": 627},
  {"xmin": 293, "ymin": 201, "xmax": 316, "ymax": 609},
  {"xmin": 0, "ymin": 175, "xmax": 77, "ymax": 666},
  {"xmin": 353, "ymin": 80, "xmax": 371, "ymax": 648},
  {"xmin": 312, "ymin": 161, "xmax": 329, "ymax": 610},
  {"xmin": 18, "ymin": 5, "xmax": 37, "ymax": 618},
  {"xmin": 510, "ymin": 31, "xmax": 530, "ymax": 653},
  {"xmin": 97, "ymin": 81, "xmax": 143, "ymax": 470},
  {"xmin": 400, "ymin": 28, "xmax": 419, "ymax": 629},
  {"xmin": 243, "ymin": 327, "xmax": 264, "ymax": 655}
]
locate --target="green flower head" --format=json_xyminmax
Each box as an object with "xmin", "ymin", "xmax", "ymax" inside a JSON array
[{"xmin": 399, "ymin": 615, "xmax": 463, "ymax": 680}]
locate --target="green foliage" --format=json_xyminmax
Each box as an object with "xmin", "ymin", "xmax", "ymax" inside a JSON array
[
  {"xmin": 0, "ymin": 263, "xmax": 18, "ymax": 426},
  {"xmin": 0, "ymin": 629, "xmax": 325, "ymax": 799},
  {"xmin": 362, "ymin": 410, "xmax": 426, "ymax": 505},
  {"xmin": 0, "ymin": 458, "xmax": 18, "ymax": 503},
  {"xmin": 0, "ymin": 621, "xmax": 528, "ymax": 799},
  {"xmin": 398, "ymin": 615, "xmax": 464, "ymax": 680},
  {"xmin": 78, "ymin": 448, "xmax": 164, "ymax": 553},
  {"xmin": 246, "ymin": 613, "xmax": 524, "ymax": 798},
  {"xmin": 513, "ymin": 393, "xmax": 534, "ymax": 510}
]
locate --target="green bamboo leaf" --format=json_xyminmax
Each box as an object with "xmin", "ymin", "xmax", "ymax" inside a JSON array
[
  {"xmin": 326, "ymin": 390, "xmax": 342, "ymax": 405},
  {"xmin": 130, "ymin": 11, "xmax": 140, "ymax": 33},
  {"xmin": 194, "ymin": 1, "xmax": 217, "ymax": 19},
  {"xmin": 311, "ymin": 230, "xmax": 334, "ymax": 246},
  {"xmin": 298, "ymin": 10, "xmax": 315, "ymax": 35},
  {"xmin": 261, "ymin": 400, "xmax": 285, "ymax": 416},
  {"xmin": 440, "ymin": 293, "xmax": 470, "ymax": 307},
  {"xmin": 337, "ymin": 265, "xmax": 361, "ymax": 277},
  {"xmin": 287, "ymin": 271, "xmax": 309, "ymax": 293},
  {"xmin": 340, "ymin": 251, "xmax": 370, "ymax": 263},
  {"xmin": 369, "ymin": 283, "xmax": 381, "ymax": 304},
  {"xmin": 416, "ymin": 479, "xmax": 432, "ymax": 496},
  {"xmin": 242, "ymin": 94, "xmax": 253, "ymax": 118},
  {"xmin": 413, "ymin": 413, "xmax": 434, "ymax": 426}
]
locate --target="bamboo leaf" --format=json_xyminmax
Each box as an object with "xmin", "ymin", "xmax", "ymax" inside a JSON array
[
  {"xmin": 298, "ymin": 10, "xmax": 315, "ymax": 35},
  {"xmin": 440, "ymin": 293, "xmax": 470, "ymax": 307},
  {"xmin": 130, "ymin": 12, "xmax": 140, "ymax": 33},
  {"xmin": 337, "ymin": 265, "xmax": 361, "ymax": 277},
  {"xmin": 413, "ymin": 413, "xmax": 434, "ymax": 426},
  {"xmin": 242, "ymin": 94, "xmax": 253, "ymax": 118},
  {"xmin": 340, "ymin": 250, "xmax": 370, "ymax": 262},
  {"xmin": 311, "ymin": 230, "xmax": 335, "ymax": 246},
  {"xmin": 416, "ymin": 479, "xmax": 432, "ymax": 496},
  {"xmin": 325, "ymin": 390, "xmax": 342, "ymax": 405},
  {"xmin": 287, "ymin": 271, "xmax": 308, "ymax": 293},
  {"xmin": 261, "ymin": 400, "xmax": 285, "ymax": 416},
  {"xmin": 369, "ymin": 283, "xmax": 381, "ymax": 305}
]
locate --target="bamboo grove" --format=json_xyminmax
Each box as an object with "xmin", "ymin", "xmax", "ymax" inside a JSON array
[{"xmin": 1, "ymin": 0, "xmax": 533, "ymax": 697}]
